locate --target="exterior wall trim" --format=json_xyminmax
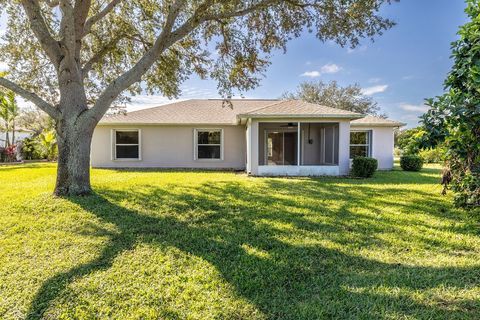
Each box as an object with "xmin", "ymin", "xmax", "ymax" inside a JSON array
[{"xmin": 257, "ymin": 165, "xmax": 340, "ymax": 176}]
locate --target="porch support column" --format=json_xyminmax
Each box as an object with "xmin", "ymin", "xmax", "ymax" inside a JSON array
[
  {"xmin": 297, "ymin": 121, "xmax": 301, "ymax": 166},
  {"xmin": 247, "ymin": 119, "xmax": 259, "ymax": 175},
  {"xmin": 246, "ymin": 118, "xmax": 252, "ymax": 173},
  {"xmin": 338, "ymin": 120, "xmax": 351, "ymax": 175}
]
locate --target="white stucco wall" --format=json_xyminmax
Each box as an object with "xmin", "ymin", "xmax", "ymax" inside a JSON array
[
  {"xmin": 91, "ymin": 125, "xmax": 246, "ymax": 169},
  {"xmin": 91, "ymin": 120, "xmax": 392, "ymax": 174},
  {"xmin": 371, "ymin": 127, "xmax": 395, "ymax": 170},
  {"xmin": 351, "ymin": 126, "xmax": 395, "ymax": 170}
]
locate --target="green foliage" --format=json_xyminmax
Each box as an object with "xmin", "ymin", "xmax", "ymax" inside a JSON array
[
  {"xmin": 420, "ymin": 0, "xmax": 480, "ymax": 208},
  {"xmin": 21, "ymin": 129, "xmax": 58, "ymax": 161},
  {"xmin": 38, "ymin": 130, "xmax": 58, "ymax": 161},
  {"xmin": 1, "ymin": 164, "xmax": 479, "ymax": 319},
  {"xmin": 419, "ymin": 148, "xmax": 445, "ymax": 164},
  {"xmin": 395, "ymin": 127, "xmax": 426, "ymax": 155},
  {"xmin": 400, "ymin": 155, "xmax": 424, "ymax": 172},
  {"xmin": 282, "ymin": 80, "xmax": 383, "ymax": 116},
  {"xmin": 351, "ymin": 156, "xmax": 378, "ymax": 178},
  {"xmin": 393, "ymin": 147, "xmax": 402, "ymax": 158},
  {"xmin": 21, "ymin": 137, "xmax": 43, "ymax": 160},
  {"xmin": 0, "ymin": 89, "xmax": 19, "ymax": 147}
]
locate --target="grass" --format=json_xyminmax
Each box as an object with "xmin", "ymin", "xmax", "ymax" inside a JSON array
[{"xmin": 0, "ymin": 163, "xmax": 479, "ymax": 320}]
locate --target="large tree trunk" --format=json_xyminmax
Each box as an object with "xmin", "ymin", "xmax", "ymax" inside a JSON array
[{"xmin": 54, "ymin": 121, "xmax": 94, "ymax": 196}]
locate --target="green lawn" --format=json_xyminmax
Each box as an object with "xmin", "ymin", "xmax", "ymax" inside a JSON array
[{"xmin": 0, "ymin": 164, "xmax": 479, "ymax": 320}]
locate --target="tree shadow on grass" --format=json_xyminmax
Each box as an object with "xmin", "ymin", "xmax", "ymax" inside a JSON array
[{"xmin": 26, "ymin": 178, "xmax": 480, "ymax": 319}]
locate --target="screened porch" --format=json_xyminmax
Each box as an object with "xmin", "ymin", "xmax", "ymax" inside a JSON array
[{"xmin": 255, "ymin": 122, "xmax": 340, "ymax": 176}]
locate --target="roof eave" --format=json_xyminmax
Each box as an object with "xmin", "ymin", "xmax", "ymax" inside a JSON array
[
  {"xmin": 97, "ymin": 122, "xmax": 238, "ymax": 126},
  {"xmin": 350, "ymin": 122, "xmax": 406, "ymax": 128},
  {"xmin": 237, "ymin": 114, "xmax": 363, "ymax": 120}
]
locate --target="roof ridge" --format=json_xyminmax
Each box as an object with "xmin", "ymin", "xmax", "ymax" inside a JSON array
[
  {"xmin": 241, "ymin": 99, "xmax": 290, "ymax": 115},
  {"xmin": 298, "ymin": 100, "xmax": 362, "ymax": 115},
  {"xmin": 241, "ymin": 99, "xmax": 362, "ymax": 116},
  {"xmin": 207, "ymin": 98, "xmax": 279, "ymax": 101}
]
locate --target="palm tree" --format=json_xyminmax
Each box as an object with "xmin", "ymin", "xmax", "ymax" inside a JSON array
[{"xmin": 0, "ymin": 90, "xmax": 19, "ymax": 147}]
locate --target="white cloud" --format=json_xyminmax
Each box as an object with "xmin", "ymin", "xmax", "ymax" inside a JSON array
[
  {"xmin": 320, "ymin": 63, "xmax": 341, "ymax": 74},
  {"xmin": 402, "ymin": 75, "xmax": 414, "ymax": 80},
  {"xmin": 361, "ymin": 84, "xmax": 388, "ymax": 96},
  {"xmin": 368, "ymin": 77, "xmax": 381, "ymax": 83},
  {"xmin": 300, "ymin": 63, "xmax": 341, "ymax": 78},
  {"xmin": 399, "ymin": 103, "xmax": 429, "ymax": 112},
  {"xmin": 300, "ymin": 71, "xmax": 321, "ymax": 78}
]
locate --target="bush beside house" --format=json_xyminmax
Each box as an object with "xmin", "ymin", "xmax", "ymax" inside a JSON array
[
  {"xmin": 400, "ymin": 155, "xmax": 424, "ymax": 172},
  {"xmin": 351, "ymin": 157, "xmax": 378, "ymax": 178}
]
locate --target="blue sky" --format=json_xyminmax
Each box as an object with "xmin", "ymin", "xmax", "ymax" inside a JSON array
[{"xmin": 0, "ymin": 1, "xmax": 469, "ymax": 127}]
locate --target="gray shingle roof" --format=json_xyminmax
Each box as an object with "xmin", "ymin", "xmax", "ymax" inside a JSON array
[
  {"xmin": 351, "ymin": 115, "xmax": 406, "ymax": 127},
  {"xmin": 100, "ymin": 99, "xmax": 279, "ymax": 125},
  {"xmin": 238, "ymin": 100, "xmax": 363, "ymax": 119},
  {"xmin": 99, "ymin": 99, "xmax": 365, "ymax": 125}
]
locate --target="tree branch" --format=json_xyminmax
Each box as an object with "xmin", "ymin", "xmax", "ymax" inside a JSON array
[
  {"xmin": 59, "ymin": 0, "xmax": 76, "ymax": 59},
  {"xmin": 81, "ymin": 34, "xmax": 124, "ymax": 75},
  {"xmin": 82, "ymin": 0, "xmax": 122, "ymax": 36},
  {"xmin": 73, "ymin": 0, "xmax": 92, "ymax": 56},
  {"xmin": 81, "ymin": 0, "xmax": 188, "ymax": 124},
  {"xmin": 0, "ymin": 77, "xmax": 60, "ymax": 119},
  {"xmin": 202, "ymin": 0, "xmax": 278, "ymax": 21},
  {"xmin": 81, "ymin": 0, "xmax": 284, "ymax": 125},
  {"xmin": 21, "ymin": 0, "xmax": 63, "ymax": 69},
  {"xmin": 43, "ymin": 0, "xmax": 60, "ymax": 7}
]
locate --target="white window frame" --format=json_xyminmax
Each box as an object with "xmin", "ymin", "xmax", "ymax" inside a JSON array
[
  {"xmin": 349, "ymin": 130, "xmax": 372, "ymax": 159},
  {"xmin": 194, "ymin": 128, "xmax": 224, "ymax": 161},
  {"xmin": 111, "ymin": 129, "xmax": 142, "ymax": 161}
]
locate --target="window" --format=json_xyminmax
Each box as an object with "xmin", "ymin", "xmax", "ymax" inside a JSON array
[
  {"xmin": 195, "ymin": 129, "xmax": 223, "ymax": 160},
  {"xmin": 350, "ymin": 131, "xmax": 371, "ymax": 158},
  {"xmin": 114, "ymin": 130, "xmax": 140, "ymax": 160}
]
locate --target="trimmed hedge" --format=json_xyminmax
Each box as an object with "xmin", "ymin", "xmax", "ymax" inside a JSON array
[
  {"xmin": 351, "ymin": 157, "xmax": 378, "ymax": 178},
  {"xmin": 400, "ymin": 155, "xmax": 424, "ymax": 171}
]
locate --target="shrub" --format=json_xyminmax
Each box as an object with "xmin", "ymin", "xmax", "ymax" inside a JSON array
[
  {"xmin": 2, "ymin": 144, "xmax": 17, "ymax": 162},
  {"xmin": 419, "ymin": 147, "xmax": 445, "ymax": 163},
  {"xmin": 393, "ymin": 147, "xmax": 402, "ymax": 158},
  {"xmin": 351, "ymin": 157, "xmax": 378, "ymax": 178},
  {"xmin": 400, "ymin": 155, "xmax": 424, "ymax": 171},
  {"xmin": 21, "ymin": 137, "xmax": 44, "ymax": 160}
]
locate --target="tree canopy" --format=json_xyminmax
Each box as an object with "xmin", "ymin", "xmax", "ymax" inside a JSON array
[
  {"xmin": 421, "ymin": 0, "xmax": 480, "ymax": 208},
  {"xmin": 0, "ymin": 1, "xmax": 396, "ymax": 113},
  {"xmin": 282, "ymin": 80, "xmax": 384, "ymax": 115}
]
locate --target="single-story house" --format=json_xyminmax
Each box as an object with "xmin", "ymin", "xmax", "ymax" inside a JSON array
[
  {"xmin": 0, "ymin": 128, "xmax": 33, "ymax": 147},
  {"xmin": 92, "ymin": 99, "xmax": 405, "ymax": 176}
]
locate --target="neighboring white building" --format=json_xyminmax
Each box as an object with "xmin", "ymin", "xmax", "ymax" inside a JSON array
[
  {"xmin": 0, "ymin": 129, "xmax": 32, "ymax": 147},
  {"xmin": 91, "ymin": 99, "xmax": 405, "ymax": 176}
]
